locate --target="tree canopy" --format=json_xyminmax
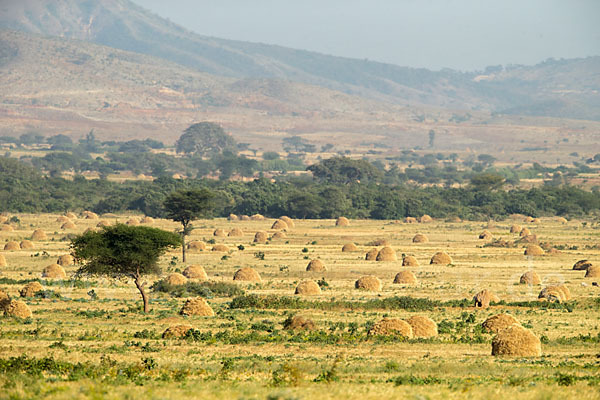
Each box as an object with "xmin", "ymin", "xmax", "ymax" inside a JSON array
[
  {"xmin": 175, "ymin": 122, "xmax": 237, "ymax": 157},
  {"xmin": 307, "ymin": 156, "xmax": 383, "ymax": 184}
]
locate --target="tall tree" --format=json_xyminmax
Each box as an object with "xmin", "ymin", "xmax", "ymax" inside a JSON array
[
  {"xmin": 175, "ymin": 122, "xmax": 237, "ymax": 157},
  {"xmin": 163, "ymin": 188, "xmax": 214, "ymax": 262},
  {"xmin": 71, "ymin": 224, "xmax": 181, "ymax": 313}
]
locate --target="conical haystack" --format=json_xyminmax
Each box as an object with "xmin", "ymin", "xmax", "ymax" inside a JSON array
[
  {"xmin": 31, "ymin": 229, "xmax": 47, "ymax": 240},
  {"xmin": 65, "ymin": 212, "xmax": 77, "ymax": 220},
  {"xmin": 419, "ymin": 214, "xmax": 433, "ymax": 223},
  {"xmin": 524, "ymin": 245, "xmax": 544, "ymax": 256},
  {"xmin": 393, "ymin": 270, "xmax": 417, "ymax": 284},
  {"xmin": 164, "ymin": 273, "xmax": 188, "ymax": 286},
  {"xmin": 573, "ymin": 260, "xmax": 592, "ymax": 271},
  {"xmin": 271, "ymin": 220, "xmax": 288, "ymax": 230},
  {"xmin": 538, "ymin": 285, "xmax": 570, "ymax": 302},
  {"xmin": 585, "ymin": 265, "xmax": 600, "ymax": 278},
  {"xmin": 271, "ymin": 231, "xmax": 286, "ymax": 239},
  {"xmin": 183, "ymin": 265, "xmax": 208, "ymax": 280},
  {"xmin": 280, "ymin": 216, "xmax": 295, "ymax": 228},
  {"xmin": 56, "ymin": 216, "xmax": 70, "ymax": 223},
  {"xmin": 97, "ymin": 221, "xmax": 110, "ymax": 227},
  {"xmin": 187, "ymin": 241, "xmax": 206, "ymax": 251},
  {"xmin": 61, "ymin": 221, "xmax": 76, "ymax": 230},
  {"xmin": 376, "ymin": 247, "xmax": 397, "ymax": 261},
  {"xmin": 402, "ymin": 255, "xmax": 419, "ymax": 267},
  {"xmin": 21, "ymin": 240, "xmax": 35, "ymax": 250},
  {"xmin": 213, "ymin": 228, "xmax": 226, "ymax": 237},
  {"xmin": 126, "ymin": 218, "xmax": 139, "ymax": 226},
  {"xmin": 4, "ymin": 241, "xmax": 20, "ymax": 251},
  {"xmin": 532, "ymin": 218, "xmax": 541, "ymax": 223},
  {"xmin": 42, "ymin": 264, "xmax": 66, "ymax": 279},
  {"xmin": 407, "ymin": 316, "xmax": 438, "ymax": 337},
  {"xmin": 228, "ymin": 214, "xmax": 239, "ymax": 221},
  {"xmin": 306, "ymin": 259, "xmax": 326, "ymax": 272},
  {"xmin": 520, "ymin": 271, "xmax": 541, "ymax": 285},
  {"xmin": 518, "ymin": 234, "xmax": 538, "ymax": 244},
  {"xmin": 180, "ymin": 297, "xmax": 214, "ymax": 316},
  {"xmin": 412, "ymin": 233, "xmax": 429, "ymax": 243},
  {"xmin": 335, "ymin": 216, "xmax": 350, "ymax": 226},
  {"xmin": 556, "ymin": 217, "xmax": 568, "ymax": 224},
  {"xmin": 211, "ymin": 244, "xmax": 229, "ymax": 252},
  {"xmin": 19, "ymin": 282, "xmax": 43, "ymax": 298},
  {"xmin": 370, "ymin": 238, "xmax": 390, "ymax": 246},
  {"xmin": 479, "ymin": 230, "xmax": 492, "ymax": 240},
  {"xmin": 228, "ymin": 228, "xmax": 244, "ymax": 237},
  {"xmin": 405, "ymin": 217, "xmax": 417, "ymax": 223},
  {"xmin": 233, "ymin": 267, "xmax": 261, "ymax": 281},
  {"xmin": 141, "ymin": 216, "xmax": 154, "ymax": 224},
  {"xmin": 4, "ymin": 300, "xmax": 32, "ymax": 318},
  {"xmin": 430, "ymin": 251, "xmax": 452, "ymax": 265},
  {"xmin": 342, "ymin": 243, "xmax": 358, "ymax": 252},
  {"xmin": 284, "ymin": 315, "xmax": 316, "ymax": 331},
  {"xmin": 355, "ymin": 275, "xmax": 382, "ymax": 291},
  {"xmin": 162, "ymin": 324, "xmax": 193, "ymax": 339},
  {"xmin": 473, "ymin": 289, "xmax": 500, "ymax": 308},
  {"xmin": 368, "ymin": 318, "xmax": 413, "ymax": 337},
  {"xmin": 1, "ymin": 225, "xmax": 14, "ymax": 232},
  {"xmin": 253, "ymin": 231, "xmax": 268, "ymax": 243},
  {"xmin": 482, "ymin": 314, "xmax": 519, "ymax": 334},
  {"xmin": 57, "ymin": 254, "xmax": 74, "ymax": 266},
  {"xmin": 83, "ymin": 211, "xmax": 99, "ymax": 220},
  {"xmin": 520, "ymin": 227, "xmax": 531, "ymax": 237},
  {"xmin": 295, "ymin": 280, "xmax": 321, "ymax": 295},
  {"xmin": 251, "ymin": 214, "xmax": 265, "ymax": 221},
  {"xmin": 524, "ymin": 216, "xmax": 535, "ymax": 223},
  {"xmin": 510, "ymin": 225, "xmax": 522, "ymax": 234},
  {"xmin": 491, "ymin": 324, "xmax": 541, "ymax": 357},
  {"xmin": 365, "ymin": 248, "xmax": 379, "ymax": 261},
  {"xmin": 240, "ymin": 215, "xmax": 251, "ymax": 221},
  {"xmin": 0, "ymin": 254, "xmax": 6, "ymax": 267},
  {"xmin": 448, "ymin": 216, "xmax": 462, "ymax": 223}
]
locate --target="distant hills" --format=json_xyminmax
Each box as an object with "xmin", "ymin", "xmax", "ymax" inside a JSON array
[{"xmin": 1, "ymin": 0, "xmax": 599, "ymax": 121}]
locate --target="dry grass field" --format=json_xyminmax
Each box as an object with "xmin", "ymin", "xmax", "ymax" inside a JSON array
[{"xmin": 1, "ymin": 213, "xmax": 599, "ymax": 399}]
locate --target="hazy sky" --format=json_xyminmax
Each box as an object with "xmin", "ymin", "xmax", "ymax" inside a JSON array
[{"xmin": 132, "ymin": 0, "xmax": 600, "ymax": 71}]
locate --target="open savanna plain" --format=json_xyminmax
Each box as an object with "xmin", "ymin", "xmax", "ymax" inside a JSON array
[{"xmin": 0, "ymin": 213, "xmax": 599, "ymax": 399}]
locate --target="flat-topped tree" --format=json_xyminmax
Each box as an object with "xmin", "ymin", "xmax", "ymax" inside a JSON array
[
  {"xmin": 163, "ymin": 188, "xmax": 214, "ymax": 263},
  {"xmin": 71, "ymin": 224, "xmax": 181, "ymax": 313}
]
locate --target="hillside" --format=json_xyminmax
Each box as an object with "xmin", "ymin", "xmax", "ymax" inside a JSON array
[{"xmin": 1, "ymin": 0, "xmax": 599, "ymax": 121}]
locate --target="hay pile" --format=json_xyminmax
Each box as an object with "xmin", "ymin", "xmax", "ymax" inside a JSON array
[
  {"xmin": 20, "ymin": 240, "xmax": 34, "ymax": 249},
  {"xmin": 162, "ymin": 324, "xmax": 193, "ymax": 339},
  {"xmin": 518, "ymin": 234, "xmax": 539, "ymax": 244},
  {"xmin": 585, "ymin": 265, "xmax": 600, "ymax": 278},
  {"xmin": 19, "ymin": 282, "xmax": 43, "ymax": 297},
  {"xmin": 97, "ymin": 221, "xmax": 110, "ymax": 227},
  {"xmin": 556, "ymin": 217, "xmax": 568, "ymax": 224},
  {"xmin": 61, "ymin": 221, "xmax": 76, "ymax": 230},
  {"xmin": 520, "ymin": 227, "xmax": 531, "ymax": 237},
  {"xmin": 141, "ymin": 216, "xmax": 154, "ymax": 224},
  {"xmin": 65, "ymin": 212, "xmax": 77, "ymax": 220},
  {"xmin": 448, "ymin": 216, "xmax": 462, "ymax": 223},
  {"xmin": 368, "ymin": 318, "xmax": 413, "ymax": 337},
  {"xmin": 412, "ymin": 233, "xmax": 429, "ymax": 243},
  {"xmin": 180, "ymin": 297, "xmax": 214, "ymax": 316},
  {"xmin": 233, "ymin": 267, "xmax": 261, "ymax": 281},
  {"xmin": 473, "ymin": 289, "xmax": 500, "ymax": 308},
  {"xmin": 419, "ymin": 215, "xmax": 433, "ymax": 223},
  {"xmin": 228, "ymin": 214, "xmax": 239, "ymax": 221},
  {"xmin": 509, "ymin": 225, "xmax": 522, "ymax": 234},
  {"xmin": 57, "ymin": 254, "xmax": 74, "ymax": 266},
  {"xmin": 376, "ymin": 247, "xmax": 397, "ymax": 261},
  {"xmin": 83, "ymin": 211, "xmax": 99, "ymax": 220},
  {"xmin": 183, "ymin": 265, "xmax": 208, "ymax": 280},
  {"xmin": 538, "ymin": 285, "xmax": 570, "ymax": 302},
  {"xmin": 306, "ymin": 259, "xmax": 326, "ymax": 272},
  {"xmin": 405, "ymin": 217, "xmax": 417, "ymax": 223},
  {"xmin": 520, "ymin": 271, "xmax": 541, "ymax": 285},
  {"xmin": 253, "ymin": 231, "xmax": 268, "ymax": 243},
  {"xmin": 251, "ymin": 214, "xmax": 265, "ymax": 221},
  {"xmin": 355, "ymin": 275, "xmax": 382, "ymax": 291},
  {"xmin": 1, "ymin": 225, "xmax": 14, "ymax": 232},
  {"xmin": 0, "ymin": 254, "xmax": 6, "ymax": 267},
  {"xmin": 524, "ymin": 245, "xmax": 544, "ymax": 256},
  {"xmin": 240, "ymin": 215, "xmax": 251, "ymax": 221},
  {"xmin": 430, "ymin": 252, "xmax": 452, "ymax": 265},
  {"xmin": 213, "ymin": 228, "xmax": 226, "ymax": 237},
  {"xmin": 402, "ymin": 255, "xmax": 419, "ymax": 267},
  {"xmin": 211, "ymin": 244, "xmax": 229, "ymax": 252},
  {"xmin": 336, "ymin": 217, "xmax": 350, "ymax": 226},
  {"xmin": 573, "ymin": 260, "xmax": 592, "ymax": 271},
  {"xmin": 164, "ymin": 273, "xmax": 188, "ymax": 285},
  {"xmin": 31, "ymin": 229, "xmax": 47, "ymax": 240},
  {"xmin": 369, "ymin": 238, "xmax": 390, "ymax": 246},
  {"xmin": 42, "ymin": 264, "xmax": 66, "ymax": 279},
  {"xmin": 407, "ymin": 316, "xmax": 438, "ymax": 337},
  {"xmin": 491, "ymin": 324, "xmax": 541, "ymax": 357},
  {"xmin": 0, "ymin": 289, "xmax": 8, "ymax": 309},
  {"xmin": 524, "ymin": 216, "xmax": 535, "ymax": 223},
  {"xmin": 0, "ymin": 216, "xmax": 6, "ymax": 224},
  {"xmin": 479, "ymin": 230, "xmax": 492, "ymax": 240},
  {"xmin": 393, "ymin": 270, "xmax": 417, "ymax": 284},
  {"xmin": 56, "ymin": 216, "xmax": 70, "ymax": 223},
  {"xmin": 280, "ymin": 216, "xmax": 295, "ymax": 228},
  {"xmin": 4, "ymin": 241, "xmax": 20, "ymax": 251},
  {"xmin": 126, "ymin": 219, "xmax": 139, "ymax": 226},
  {"xmin": 284, "ymin": 315, "xmax": 315, "ymax": 331},
  {"xmin": 295, "ymin": 280, "xmax": 321, "ymax": 295},
  {"xmin": 228, "ymin": 228, "xmax": 244, "ymax": 237},
  {"xmin": 342, "ymin": 243, "xmax": 358, "ymax": 252},
  {"xmin": 4, "ymin": 300, "xmax": 32, "ymax": 318},
  {"xmin": 482, "ymin": 314, "xmax": 519, "ymax": 333},
  {"xmin": 532, "ymin": 218, "xmax": 541, "ymax": 223},
  {"xmin": 187, "ymin": 241, "xmax": 206, "ymax": 251},
  {"xmin": 271, "ymin": 231, "xmax": 286, "ymax": 239},
  {"xmin": 271, "ymin": 220, "xmax": 288, "ymax": 230},
  {"xmin": 365, "ymin": 248, "xmax": 379, "ymax": 261}
]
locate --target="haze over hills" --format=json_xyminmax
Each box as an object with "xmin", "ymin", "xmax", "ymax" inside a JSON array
[{"xmin": 1, "ymin": 0, "xmax": 599, "ymax": 121}]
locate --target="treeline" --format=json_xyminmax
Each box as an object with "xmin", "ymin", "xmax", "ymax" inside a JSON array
[{"xmin": 1, "ymin": 156, "xmax": 599, "ymax": 220}]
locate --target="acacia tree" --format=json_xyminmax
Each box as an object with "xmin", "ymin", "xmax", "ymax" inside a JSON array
[
  {"xmin": 71, "ymin": 224, "xmax": 181, "ymax": 313},
  {"xmin": 163, "ymin": 188, "xmax": 214, "ymax": 262},
  {"xmin": 175, "ymin": 122, "xmax": 237, "ymax": 157}
]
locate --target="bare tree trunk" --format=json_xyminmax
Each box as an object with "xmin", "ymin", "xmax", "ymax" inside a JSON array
[
  {"xmin": 182, "ymin": 232, "xmax": 187, "ymax": 263},
  {"xmin": 133, "ymin": 269, "xmax": 149, "ymax": 313}
]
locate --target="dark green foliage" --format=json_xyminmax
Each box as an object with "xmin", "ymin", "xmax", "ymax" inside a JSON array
[
  {"xmin": 151, "ymin": 280, "xmax": 244, "ymax": 298},
  {"xmin": 163, "ymin": 189, "xmax": 215, "ymax": 226},
  {"xmin": 307, "ymin": 156, "xmax": 383, "ymax": 184},
  {"xmin": 175, "ymin": 122, "xmax": 237, "ymax": 156}
]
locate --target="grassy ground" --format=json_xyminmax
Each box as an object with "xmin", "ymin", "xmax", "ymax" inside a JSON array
[{"xmin": 0, "ymin": 213, "xmax": 599, "ymax": 399}]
